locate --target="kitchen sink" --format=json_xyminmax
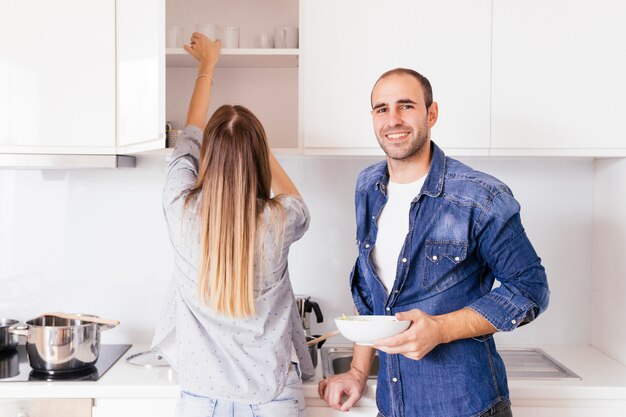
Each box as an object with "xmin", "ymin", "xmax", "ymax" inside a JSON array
[
  {"xmin": 321, "ymin": 346, "xmax": 581, "ymax": 380},
  {"xmin": 321, "ymin": 347, "xmax": 380, "ymax": 379}
]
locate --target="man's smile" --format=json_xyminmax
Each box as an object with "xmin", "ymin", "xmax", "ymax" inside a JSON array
[{"xmin": 384, "ymin": 130, "xmax": 411, "ymax": 142}]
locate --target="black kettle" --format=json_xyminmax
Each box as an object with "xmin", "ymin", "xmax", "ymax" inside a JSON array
[{"xmin": 295, "ymin": 295, "xmax": 323, "ymax": 336}]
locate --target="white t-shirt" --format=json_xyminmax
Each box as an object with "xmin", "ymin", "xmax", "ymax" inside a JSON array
[{"xmin": 371, "ymin": 176, "xmax": 426, "ymax": 293}]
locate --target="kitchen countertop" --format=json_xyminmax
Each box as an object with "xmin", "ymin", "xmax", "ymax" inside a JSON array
[{"xmin": 2, "ymin": 344, "xmax": 626, "ymax": 408}]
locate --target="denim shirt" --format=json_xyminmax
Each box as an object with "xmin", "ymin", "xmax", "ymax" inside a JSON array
[{"xmin": 350, "ymin": 142, "xmax": 550, "ymax": 417}]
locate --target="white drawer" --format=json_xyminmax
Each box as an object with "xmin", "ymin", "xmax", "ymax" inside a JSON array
[{"xmin": 0, "ymin": 399, "xmax": 92, "ymax": 417}]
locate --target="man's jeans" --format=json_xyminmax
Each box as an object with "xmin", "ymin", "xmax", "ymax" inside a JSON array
[
  {"xmin": 479, "ymin": 399, "xmax": 513, "ymax": 417},
  {"xmin": 375, "ymin": 399, "xmax": 513, "ymax": 417}
]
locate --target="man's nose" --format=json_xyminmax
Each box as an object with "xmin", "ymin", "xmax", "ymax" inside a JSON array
[{"xmin": 386, "ymin": 108, "xmax": 402, "ymax": 126}]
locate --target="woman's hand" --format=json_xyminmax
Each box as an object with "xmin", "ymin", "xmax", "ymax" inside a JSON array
[
  {"xmin": 184, "ymin": 32, "xmax": 221, "ymax": 72},
  {"xmin": 183, "ymin": 33, "xmax": 221, "ymax": 129}
]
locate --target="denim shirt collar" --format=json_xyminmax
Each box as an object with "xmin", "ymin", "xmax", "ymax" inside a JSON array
[{"xmin": 365, "ymin": 140, "xmax": 447, "ymax": 199}]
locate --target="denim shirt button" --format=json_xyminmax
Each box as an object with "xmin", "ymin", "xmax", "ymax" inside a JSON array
[
  {"xmin": 394, "ymin": 290, "xmax": 399, "ymax": 294},
  {"xmin": 401, "ymin": 257, "xmax": 407, "ymax": 263},
  {"xmin": 432, "ymin": 255, "xmax": 438, "ymax": 261},
  {"xmin": 386, "ymin": 307, "xmax": 391, "ymax": 312},
  {"xmin": 511, "ymin": 319, "xmax": 517, "ymax": 324},
  {"xmin": 365, "ymin": 243, "xmax": 370, "ymax": 249},
  {"xmin": 454, "ymin": 256, "xmax": 460, "ymax": 262},
  {"xmin": 392, "ymin": 377, "xmax": 398, "ymax": 382}
]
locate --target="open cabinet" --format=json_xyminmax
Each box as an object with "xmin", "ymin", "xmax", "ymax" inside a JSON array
[
  {"xmin": 165, "ymin": 0, "xmax": 301, "ymax": 153},
  {"xmin": 116, "ymin": 0, "xmax": 301, "ymax": 154}
]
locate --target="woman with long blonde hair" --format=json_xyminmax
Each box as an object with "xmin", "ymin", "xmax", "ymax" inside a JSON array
[{"xmin": 152, "ymin": 33, "xmax": 313, "ymax": 417}]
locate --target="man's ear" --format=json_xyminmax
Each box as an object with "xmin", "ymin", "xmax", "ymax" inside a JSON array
[{"xmin": 427, "ymin": 102, "xmax": 439, "ymax": 128}]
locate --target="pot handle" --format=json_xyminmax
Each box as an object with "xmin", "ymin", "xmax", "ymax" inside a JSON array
[
  {"xmin": 43, "ymin": 312, "xmax": 120, "ymax": 329},
  {"xmin": 8, "ymin": 323, "xmax": 29, "ymax": 337},
  {"xmin": 98, "ymin": 322, "xmax": 118, "ymax": 331}
]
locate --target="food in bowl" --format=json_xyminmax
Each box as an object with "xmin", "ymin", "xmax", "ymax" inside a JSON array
[{"xmin": 335, "ymin": 315, "xmax": 410, "ymax": 345}]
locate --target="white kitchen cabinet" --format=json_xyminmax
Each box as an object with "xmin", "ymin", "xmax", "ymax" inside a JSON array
[
  {"xmin": 512, "ymin": 405, "xmax": 626, "ymax": 417},
  {"xmin": 116, "ymin": 0, "xmax": 166, "ymax": 153},
  {"xmin": 92, "ymin": 398, "xmax": 176, "ymax": 417},
  {"xmin": 162, "ymin": 0, "xmax": 301, "ymax": 152},
  {"xmin": 491, "ymin": 0, "xmax": 626, "ymax": 156},
  {"xmin": 93, "ymin": 400, "xmax": 376, "ymax": 417},
  {"xmin": 0, "ymin": 0, "xmax": 116, "ymax": 154},
  {"xmin": 307, "ymin": 407, "xmax": 378, "ymax": 416},
  {"xmin": 0, "ymin": 399, "xmax": 93, "ymax": 417},
  {"xmin": 301, "ymin": 0, "xmax": 492, "ymax": 156}
]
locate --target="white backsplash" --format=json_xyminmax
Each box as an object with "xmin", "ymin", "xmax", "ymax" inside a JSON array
[
  {"xmin": 592, "ymin": 158, "xmax": 626, "ymax": 364},
  {"xmin": 0, "ymin": 154, "xmax": 593, "ymax": 347}
]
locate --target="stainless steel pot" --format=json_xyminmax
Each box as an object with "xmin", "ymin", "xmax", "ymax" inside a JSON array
[
  {"xmin": 9, "ymin": 315, "xmax": 116, "ymax": 373},
  {"xmin": 0, "ymin": 349, "xmax": 19, "ymax": 379},
  {"xmin": 306, "ymin": 335, "xmax": 328, "ymax": 369},
  {"xmin": 0, "ymin": 319, "xmax": 19, "ymax": 352}
]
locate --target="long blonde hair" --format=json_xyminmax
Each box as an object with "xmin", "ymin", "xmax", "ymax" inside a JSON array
[{"xmin": 185, "ymin": 105, "xmax": 278, "ymax": 317}]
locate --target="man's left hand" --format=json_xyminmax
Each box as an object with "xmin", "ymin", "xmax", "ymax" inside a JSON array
[{"xmin": 372, "ymin": 309, "xmax": 446, "ymax": 360}]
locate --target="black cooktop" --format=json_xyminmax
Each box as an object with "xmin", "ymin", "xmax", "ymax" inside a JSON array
[{"xmin": 0, "ymin": 344, "xmax": 131, "ymax": 382}]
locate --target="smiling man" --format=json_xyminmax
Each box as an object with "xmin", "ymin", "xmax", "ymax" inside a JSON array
[{"xmin": 318, "ymin": 69, "xmax": 550, "ymax": 417}]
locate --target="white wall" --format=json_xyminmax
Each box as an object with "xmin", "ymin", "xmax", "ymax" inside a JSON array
[
  {"xmin": 0, "ymin": 155, "xmax": 593, "ymax": 347},
  {"xmin": 592, "ymin": 158, "xmax": 626, "ymax": 364}
]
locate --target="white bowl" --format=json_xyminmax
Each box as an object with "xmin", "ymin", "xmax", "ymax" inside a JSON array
[{"xmin": 335, "ymin": 315, "xmax": 410, "ymax": 345}]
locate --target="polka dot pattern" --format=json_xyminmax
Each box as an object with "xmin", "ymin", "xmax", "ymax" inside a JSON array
[{"xmin": 151, "ymin": 126, "xmax": 314, "ymax": 404}]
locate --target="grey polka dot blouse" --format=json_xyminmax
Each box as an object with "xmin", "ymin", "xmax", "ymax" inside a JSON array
[{"xmin": 151, "ymin": 125, "xmax": 314, "ymax": 403}]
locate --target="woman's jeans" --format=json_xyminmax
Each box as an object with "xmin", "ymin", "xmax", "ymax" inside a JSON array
[{"xmin": 176, "ymin": 363, "xmax": 306, "ymax": 417}]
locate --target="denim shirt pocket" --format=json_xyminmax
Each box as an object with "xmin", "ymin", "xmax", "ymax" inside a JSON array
[{"xmin": 422, "ymin": 240, "xmax": 468, "ymax": 293}]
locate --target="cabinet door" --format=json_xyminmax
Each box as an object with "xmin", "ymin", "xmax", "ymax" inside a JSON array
[
  {"xmin": 0, "ymin": 0, "xmax": 116, "ymax": 154},
  {"xmin": 93, "ymin": 398, "xmax": 176, "ymax": 417},
  {"xmin": 512, "ymin": 406, "xmax": 626, "ymax": 417},
  {"xmin": 307, "ymin": 407, "xmax": 378, "ymax": 417},
  {"xmin": 116, "ymin": 0, "xmax": 166, "ymax": 153},
  {"xmin": 301, "ymin": 0, "xmax": 492, "ymax": 155},
  {"xmin": 491, "ymin": 0, "xmax": 626, "ymax": 155},
  {"xmin": 0, "ymin": 399, "xmax": 92, "ymax": 417}
]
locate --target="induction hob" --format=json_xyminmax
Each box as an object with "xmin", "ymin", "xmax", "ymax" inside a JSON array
[{"xmin": 0, "ymin": 344, "xmax": 131, "ymax": 382}]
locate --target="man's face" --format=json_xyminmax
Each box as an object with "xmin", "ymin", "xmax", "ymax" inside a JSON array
[{"xmin": 371, "ymin": 73, "xmax": 434, "ymax": 161}]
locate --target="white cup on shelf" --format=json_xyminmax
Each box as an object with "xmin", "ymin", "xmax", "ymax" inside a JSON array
[
  {"xmin": 166, "ymin": 26, "xmax": 183, "ymax": 48},
  {"xmin": 222, "ymin": 26, "xmax": 240, "ymax": 48},
  {"xmin": 274, "ymin": 26, "xmax": 298, "ymax": 48},
  {"xmin": 256, "ymin": 32, "xmax": 274, "ymax": 48},
  {"xmin": 196, "ymin": 23, "xmax": 220, "ymax": 41}
]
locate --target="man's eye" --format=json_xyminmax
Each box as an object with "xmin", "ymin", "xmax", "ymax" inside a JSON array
[
  {"xmin": 376, "ymin": 108, "xmax": 388, "ymax": 114},
  {"xmin": 401, "ymin": 104, "xmax": 414, "ymax": 110}
]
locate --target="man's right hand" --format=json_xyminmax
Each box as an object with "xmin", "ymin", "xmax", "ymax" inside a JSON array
[{"xmin": 318, "ymin": 368, "xmax": 368, "ymax": 412}]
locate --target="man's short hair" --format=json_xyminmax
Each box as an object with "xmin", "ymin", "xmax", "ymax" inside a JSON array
[{"xmin": 372, "ymin": 68, "xmax": 433, "ymax": 110}]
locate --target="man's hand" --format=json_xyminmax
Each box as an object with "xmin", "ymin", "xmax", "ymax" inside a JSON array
[
  {"xmin": 373, "ymin": 307, "xmax": 497, "ymax": 360},
  {"xmin": 318, "ymin": 368, "xmax": 368, "ymax": 412},
  {"xmin": 373, "ymin": 309, "xmax": 446, "ymax": 360}
]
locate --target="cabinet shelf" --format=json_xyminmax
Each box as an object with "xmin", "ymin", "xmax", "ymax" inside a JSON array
[{"xmin": 166, "ymin": 48, "xmax": 299, "ymax": 68}]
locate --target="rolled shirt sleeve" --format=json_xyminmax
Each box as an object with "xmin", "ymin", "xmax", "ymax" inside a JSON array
[
  {"xmin": 279, "ymin": 195, "xmax": 311, "ymax": 246},
  {"xmin": 163, "ymin": 125, "xmax": 203, "ymax": 212},
  {"xmin": 467, "ymin": 190, "xmax": 550, "ymax": 332}
]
